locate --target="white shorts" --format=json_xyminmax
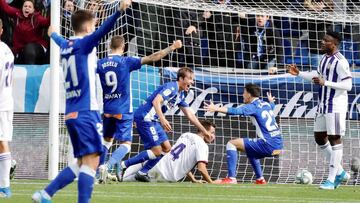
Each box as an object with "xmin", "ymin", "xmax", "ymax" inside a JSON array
[
  {"xmin": 314, "ymin": 112, "xmax": 346, "ymax": 136},
  {"xmin": 0, "ymin": 111, "xmax": 13, "ymax": 141}
]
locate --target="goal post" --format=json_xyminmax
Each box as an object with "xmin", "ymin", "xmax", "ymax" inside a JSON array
[
  {"xmin": 41, "ymin": 0, "xmax": 360, "ymax": 184},
  {"xmin": 48, "ymin": 0, "xmax": 61, "ymax": 180}
]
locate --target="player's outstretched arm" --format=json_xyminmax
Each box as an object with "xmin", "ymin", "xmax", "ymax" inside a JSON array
[
  {"xmin": 204, "ymin": 101, "xmax": 249, "ymax": 116},
  {"xmin": 197, "ymin": 162, "xmax": 213, "ymax": 183},
  {"xmin": 48, "ymin": 26, "xmax": 67, "ymax": 46},
  {"xmin": 203, "ymin": 101, "xmax": 228, "ymax": 114},
  {"xmin": 141, "ymin": 40, "xmax": 182, "ymax": 65},
  {"xmin": 287, "ymin": 64, "xmax": 318, "ymax": 82},
  {"xmin": 180, "ymin": 107, "xmax": 213, "ymax": 140},
  {"xmin": 83, "ymin": 0, "xmax": 132, "ymax": 50},
  {"xmin": 152, "ymin": 94, "xmax": 172, "ymax": 132}
]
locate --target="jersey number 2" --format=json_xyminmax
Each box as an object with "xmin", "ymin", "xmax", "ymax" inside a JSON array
[{"xmin": 261, "ymin": 110, "xmax": 278, "ymax": 131}]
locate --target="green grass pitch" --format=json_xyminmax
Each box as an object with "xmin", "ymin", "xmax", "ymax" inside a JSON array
[{"xmin": 2, "ymin": 180, "xmax": 359, "ymax": 203}]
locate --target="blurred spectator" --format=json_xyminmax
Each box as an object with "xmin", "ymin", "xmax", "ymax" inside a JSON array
[
  {"xmin": 133, "ymin": 2, "xmax": 172, "ymax": 66},
  {"xmin": 0, "ymin": 0, "xmax": 50, "ymax": 64},
  {"xmin": 61, "ymin": 0, "xmax": 75, "ymax": 38},
  {"xmin": 299, "ymin": 0, "xmax": 333, "ymax": 70},
  {"xmin": 85, "ymin": 0, "xmax": 100, "ymax": 24},
  {"xmin": 171, "ymin": 7, "xmax": 206, "ymax": 67},
  {"xmin": 203, "ymin": 0, "xmax": 240, "ymax": 68},
  {"xmin": 240, "ymin": 14, "xmax": 283, "ymax": 72}
]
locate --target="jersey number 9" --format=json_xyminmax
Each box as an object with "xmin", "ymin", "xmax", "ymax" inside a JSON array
[{"xmin": 105, "ymin": 71, "xmax": 118, "ymax": 93}]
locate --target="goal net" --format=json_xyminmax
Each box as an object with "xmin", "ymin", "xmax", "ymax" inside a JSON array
[{"xmin": 11, "ymin": 0, "xmax": 360, "ymax": 185}]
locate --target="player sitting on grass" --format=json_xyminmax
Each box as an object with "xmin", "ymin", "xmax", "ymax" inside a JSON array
[
  {"xmin": 204, "ymin": 83, "xmax": 283, "ymax": 184},
  {"xmin": 97, "ymin": 35, "xmax": 182, "ymax": 183},
  {"xmin": 122, "ymin": 120, "xmax": 215, "ymax": 183},
  {"xmin": 31, "ymin": 1, "xmax": 132, "ymax": 203}
]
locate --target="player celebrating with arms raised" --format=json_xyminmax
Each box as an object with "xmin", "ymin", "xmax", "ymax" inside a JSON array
[
  {"xmin": 97, "ymin": 35, "xmax": 182, "ymax": 183},
  {"xmin": 32, "ymin": 1, "xmax": 132, "ymax": 202},
  {"xmin": 204, "ymin": 83, "xmax": 283, "ymax": 184},
  {"xmin": 119, "ymin": 67, "xmax": 213, "ymax": 182},
  {"xmin": 288, "ymin": 31, "xmax": 352, "ymax": 190}
]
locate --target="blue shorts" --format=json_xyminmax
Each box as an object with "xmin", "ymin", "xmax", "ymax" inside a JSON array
[
  {"xmin": 65, "ymin": 111, "xmax": 103, "ymax": 158},
  {"xmin": 244, "ymin": 138, "xmax": 282, "ymax": 159},
  {"xmin": 103, "ymin": 116, "xmax": 133, "ymax": 142},
  {"xmin": 134, "ymin": 119, "xmax": 168, "ymax": 150}
]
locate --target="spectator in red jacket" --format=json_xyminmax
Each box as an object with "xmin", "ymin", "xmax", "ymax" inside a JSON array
[{"xmin": 0, "ymin": 0, "xmax": 50, "ymax": 64}]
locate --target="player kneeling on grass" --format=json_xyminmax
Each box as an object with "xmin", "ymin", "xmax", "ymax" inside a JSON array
[
  {"xmin": 122, "ymin": 120, "xmax": 215, "ymax": 183},
  {"xmin": 204, "ymin": 83, "xmax": 283, "ymax": 184}
]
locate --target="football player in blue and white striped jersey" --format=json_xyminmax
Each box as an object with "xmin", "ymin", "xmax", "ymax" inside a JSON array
[
  {"xmin": 96, "ymin": 35, "xmax": 182, "ymax": 183},
  {"xmin": 288, "ymin": 31, "xmax": 352, "ymax": 190}
]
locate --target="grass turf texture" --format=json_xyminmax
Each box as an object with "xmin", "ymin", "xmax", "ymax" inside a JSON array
[{"xmin": 2, "ymin": 180, "xmax": 359, "ymax": 203}]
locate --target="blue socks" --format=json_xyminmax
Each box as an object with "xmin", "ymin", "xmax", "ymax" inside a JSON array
[
  {"xmin": 99, "ymin": 140, "xmax": 113, "ymax": 165},
  {"xmin": 45, "ymin": 165, "xmax": 78, "ymax": 197},
  {"xmin": 124, "ymin": 150, "xmax": 156, "ymax": 168},
  {"xmin": 226, "ymin": 150, "xmax": 238, "ymax": 178},
  {"xmin": 248, "ymin": 157, "xmax": 262, "ymax": 179},
  {"xmin": 108, "ymin": 144, "xmax": 130, "ymax": 169},
  {"xmin": 140, "ymin": 155, "xmax": 163, "ymax": 174},
  {"xmin": 226, "ymin": 142, "xmax": 238, "ymax": 178},
  {"xmin": 78, "ymin": 165, "xmax": 96, "ymax": 203},
  {"xmin": 99, "ymin": 146, "xmax": 108, "ymax": 166}
]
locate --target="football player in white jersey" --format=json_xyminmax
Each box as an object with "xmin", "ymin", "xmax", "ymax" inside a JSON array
[
  {"xmin": 288, "ymin": 31, "xmax": 352, "ymax": 190},
  {"xmin": 122, "ymin": 120, "xmax": 216, "ymax": 183},
  {"xmin": 0, "ymin": 18, "xmax": 15, "ymax": 198}
]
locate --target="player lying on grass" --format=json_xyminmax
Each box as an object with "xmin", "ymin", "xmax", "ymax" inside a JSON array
[
  {"xmin": 122, "ymin": 120, "xmax": 215, "ymax": 183},
  {"xmin": 204, "ymin": 83, "xmax": 283, "ymax": 184},
  {"xmin": 97, "ymin": 35, "xmax": 182, "ymax": 183}
]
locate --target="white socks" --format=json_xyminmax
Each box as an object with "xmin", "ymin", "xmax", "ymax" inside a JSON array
[
  {"xmin": 0, "ymin": 152, "xmax": 11, "ymax": 188},
  {"xmin": 319, "ymin": 142, "xmax": 332, "ymax": 161},
  {"xmin": 328, "ymin": 144, "xmax": 343, "ymax": 182}
]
